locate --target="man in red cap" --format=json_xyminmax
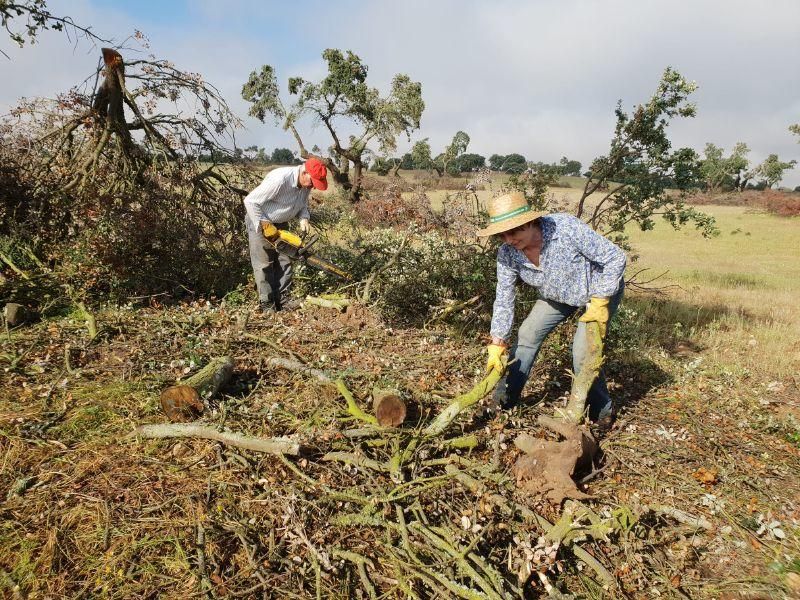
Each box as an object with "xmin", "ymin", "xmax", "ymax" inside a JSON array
[{"xmin": 244, "ymin": 157, "xmax": 328, "ymax": 312}]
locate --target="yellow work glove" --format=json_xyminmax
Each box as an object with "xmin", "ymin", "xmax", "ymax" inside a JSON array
[
  {"xmin": 579, "ymin": 296, "xmax": 610, "ymax": 337},
  {"xmin": 486, "ymin": 343, "xmax": 508, "ymax": 374},
  {"xmin": 260, "ymin": 220, "xmax": 278, "ymax": 240}
]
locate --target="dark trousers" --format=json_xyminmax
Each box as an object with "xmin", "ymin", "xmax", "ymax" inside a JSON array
[{"xmin": 246, "ymin": 221, "xmax": 294, "ymax": 309}]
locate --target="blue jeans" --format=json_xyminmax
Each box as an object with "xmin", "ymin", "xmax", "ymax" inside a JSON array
[{"xmin": 494, "ymin": 283, "xmax": 624, "ymax": 421}]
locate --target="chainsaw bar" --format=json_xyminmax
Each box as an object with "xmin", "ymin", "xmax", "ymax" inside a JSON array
[{"xmin": 304, "ymin": 255, "xmax": 352, "ymax": 281}]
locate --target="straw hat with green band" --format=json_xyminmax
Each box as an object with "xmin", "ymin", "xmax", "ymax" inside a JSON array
[{"xmin": 476, "ymin": 192, "xmax": 546, "ymax": 237}]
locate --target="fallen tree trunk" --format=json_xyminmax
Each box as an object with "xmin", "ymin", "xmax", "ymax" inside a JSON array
[
  {"xmin": 181, "ymin": 356, "xmax": 234, "ymax": 399},
  {"xmin": 131, "ymin": 423, "xmax": 301, "ymax": 456}
]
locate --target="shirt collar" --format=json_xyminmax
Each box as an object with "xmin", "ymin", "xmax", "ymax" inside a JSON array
[
  {"xmin": 540, "ymin": 216, "xmax": 558, "ymax": 243},
  {"xmin": 291, "ymin": 165, "xmax": 301, "ymax": 187},
  {"xmin": 505, "ymin": 245, "xmax": 539, "ymax": 269}
]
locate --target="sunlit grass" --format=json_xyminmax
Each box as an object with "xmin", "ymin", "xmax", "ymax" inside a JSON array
[{"xmin": 626, "ymin": 205, "xmax": 800, "ymax": 378}]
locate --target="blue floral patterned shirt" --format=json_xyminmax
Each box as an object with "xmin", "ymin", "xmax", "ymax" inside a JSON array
[{"xmin": 490, "ymin": 213, "xmax": 626, "ymax": 341}]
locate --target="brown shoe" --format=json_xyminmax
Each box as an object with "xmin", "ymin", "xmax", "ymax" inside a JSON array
[{"xmin": 592, "ymin": 413, "xmax": 616, "ymax": 438}]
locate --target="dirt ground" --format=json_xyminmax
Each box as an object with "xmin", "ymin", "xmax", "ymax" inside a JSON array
[{"xmin": 2, "ymin": 283, "xmax": 799, "ymax": 598}]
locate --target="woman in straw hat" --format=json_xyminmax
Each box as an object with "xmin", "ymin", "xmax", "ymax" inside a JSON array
[{"xmin": 477, "ymin": 192, "xmax": 626, "ymax": 422}]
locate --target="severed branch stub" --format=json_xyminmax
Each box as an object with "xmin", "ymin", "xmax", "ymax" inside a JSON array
[
  {"xmin": 160, "ymin": 356, "xmax": 233, "ymax": 422},
  {"xmin": 372, "ymin": 387, "xmax": 406, "ymax": 427}
]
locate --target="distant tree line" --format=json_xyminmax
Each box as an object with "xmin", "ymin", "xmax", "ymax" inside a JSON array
[
  {"xmin": 370, "ymin": 144, "xmax": 584, "ymax": 179},
  {"xmin": 198, "ymin": 146, "xmax": 300, "ymax": 165}
]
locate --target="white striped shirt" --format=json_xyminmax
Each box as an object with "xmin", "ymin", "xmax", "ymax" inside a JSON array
[{"xmin": 243, "ymin": 165, "xmax": 311, "ymax": 231}]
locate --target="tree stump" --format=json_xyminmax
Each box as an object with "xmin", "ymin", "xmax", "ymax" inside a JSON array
[
  {"xmin": 160, "ymin": 385, "xmax": 205, "ymax": 423},
  {"xmin": 512, "ymin": 417, "xmax": 598, "ymax": 504},
  {"xmin": 159, "ymin": 356, "xmax": 234, "ymax": 422},
  {"xmin": 3, "ymin": 303, "xmax": 28, "ymax": 328},
  {"xmin": 372, "ymin": 387, "xmax": 406, "ymax": 427}
]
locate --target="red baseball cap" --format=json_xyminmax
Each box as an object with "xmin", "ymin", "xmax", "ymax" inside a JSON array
[{"xmin": 304, "ymin": 157, "xmax": 328, "ymax": 191}]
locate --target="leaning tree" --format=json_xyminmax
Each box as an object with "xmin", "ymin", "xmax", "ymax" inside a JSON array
[
  {"xmin": 575, "ymin": 67, "xmax": 717, "ymax": 247},
  {"xmin": 436, "ymin": 130, "xmax": 470, "ymax": 176},
  {"xmin": 241, "ymin": 49, "xmax": 424, "ymax": 201},
  {"xmin": 754, "ymin": 153, "xmax": 796, "ymax": 189}
]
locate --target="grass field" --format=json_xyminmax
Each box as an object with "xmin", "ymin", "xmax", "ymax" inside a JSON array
[
  {"xmin": 2, "ymin": 175, "xmax": 800, "ymax": 597},
  {"xmin": 626, "ymin": 205, "xmax": 800, "ymax": 378}
]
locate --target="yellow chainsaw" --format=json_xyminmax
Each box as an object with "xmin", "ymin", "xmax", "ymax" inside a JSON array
[{"xmin": 260, "ymin": 221, "xmax": 351, "ymax": 281}]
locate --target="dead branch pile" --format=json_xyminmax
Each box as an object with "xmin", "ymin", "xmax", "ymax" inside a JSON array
[
  {"xmin": 4, "ymin": 296, "xmax": 794, "ymax": 598},
  {"xmin": 352, "ymin": 184, "xmax": 439, "ymax": 230},
  {"xmin": 0, "ymin": 47, "xmax": 260, "ymax": 298}
]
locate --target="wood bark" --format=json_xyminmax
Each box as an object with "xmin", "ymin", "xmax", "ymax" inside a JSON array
[
  {"xmin": 422, "ymin": 369, "xmax": 502, "ymax": 437},
  {"xmin": 181, "ymin": 356, "xmax": 234, "ymax": 399},
  {"xmin": 3, "ymin": 303, "xmax": 28, "ymax": 328},
  {"xmin": 304, "ymin": 295, "xmax": 350, "ymax": 311},
  {"xmin": 132, "ymin": 423, "xmax": 300, "ymax": 456},
  {"xmin": 160, "ymin": 385, "xmax": 204, "ymax": 422},
  {"xmin": 351, "ymin": 159, "xmax": 364, "ymax": 201},
  {"xmin": 336, "ymin": 379, "xmax": 378, "ymax": 425},
  {"xmin": 266, "ymin": 357, "xmax": 331, "ymax": 383},
  {"xmin": 561, "ymin": 321, "xmax": 603, "ymax": 423}
]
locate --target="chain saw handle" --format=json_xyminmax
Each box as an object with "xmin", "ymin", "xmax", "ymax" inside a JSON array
[{"xmin": 260, "ymin": 220, "xmax": 303, "ymax": 247}]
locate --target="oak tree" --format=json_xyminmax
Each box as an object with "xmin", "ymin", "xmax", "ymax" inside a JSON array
[
  {"xmin": 575, "ymin": 67, "xmax": 716, "ymax": 247},
  {"xmin": 242, "ymin": 49, "xmax": 424, "ymax": 201},
  {"xmin": 754, "ymin": 154, "xmax": 796, "ymax": 189}
]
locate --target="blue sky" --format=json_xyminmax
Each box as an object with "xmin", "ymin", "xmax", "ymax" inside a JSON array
[{"xmin": 2, "ymin": 0, "xmax": 799, "ymax": 186}]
